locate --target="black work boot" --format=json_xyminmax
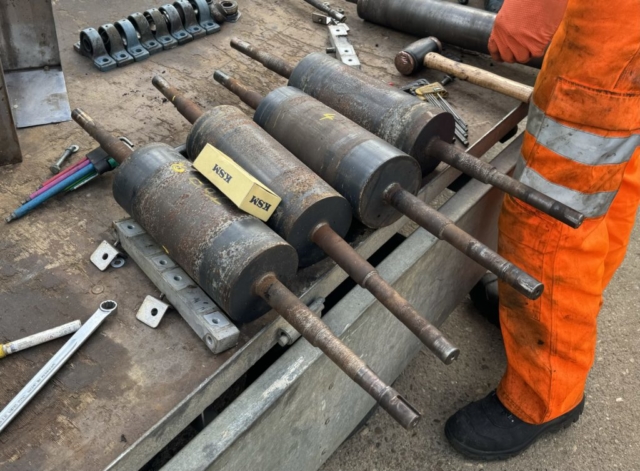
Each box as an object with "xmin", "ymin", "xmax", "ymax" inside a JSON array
[
  {"xmin": 445, "ymin": 391, "xmax": 585, "ymax": 460},
  {"xmin": 469, "ymin": 273, "xmax": 500, "ymax": 327},
  {"xmin": 484, "ymin": 0, "xmax": 504, "ymax": 12}
]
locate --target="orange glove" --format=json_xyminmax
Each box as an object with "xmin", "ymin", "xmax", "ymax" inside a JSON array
[{"xmin": 488, "ymin": 0, "xmax": 568, "ymax": 63}]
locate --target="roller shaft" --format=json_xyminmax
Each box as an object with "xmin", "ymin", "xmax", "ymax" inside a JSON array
[
  {"xmin": 71, "ymin": 109, "xmax": 132, "ymax": 163},
  {"xmin": 311, "ymin": 223, "xmax": 459, "ymax": 364},
  {"xmin": 255, "ymin": 273, "xmax": 421, "ymax": 430},
  {"xmin": 152, "ymin": 76, "xmax": 203, "ymax": 124},
  {"xmin": 428, "ymin": 140, "xmax": 584, "ymax": 229},
  {"xmin": 385, "ymin": 184, "xmax": 544, "ymax": 300},
  {"xmin": 230, "ymin": 38, "xmax": 293, "ymax": 78},
  {"xmin": 213, "ymin": 70, "xmax": 263, "ymax": 109},
  {"xmin": 302, "ymin": 0, "xmax": 346, "ymax": 22}
]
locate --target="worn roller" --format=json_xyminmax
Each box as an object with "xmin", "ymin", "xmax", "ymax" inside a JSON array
[
  {"xmin": 152, "ymin": 76, "xmax": 459, "ymax": 364},
  {"xmin": 229, "ymin": 38, "xmax": 585, "ymax": 230},
  {"xmin": 71, "ymin": 108, "xmax": 422, "ymax": 429},
  {"xmin": 347, "ymin": 0, "xmax": 543, "ymax": 67},
  {"xmin": 214, "ymin": 71, "xmax": 544, "ymax": 301}
]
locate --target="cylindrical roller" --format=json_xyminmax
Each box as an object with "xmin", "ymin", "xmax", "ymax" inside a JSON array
[
  {"xmin": 214, "ymin": 74, "xmax": 544, "ymax": 300},
  {"xmin": 427, "ymin": 140, "xmax": 584, "ymax": 229},
  {"xmin": 302, "ymin": 0, "xmax": 346, "ymax": 22},
  {"xmin": 229, "ymin": 40, "xmax": 585, "ymax": 228},
  {"xmin": 395, "ymin": 36, "xmax": 442, "ymax": 76},
  {"xmin": 385, "ymin": 184, "xmax": 543, "ymax": 299},
  {"xmin": 153, "ymin": 76, "xmax": 352, "ymax": 267},
  {"xmin": 252, "ymin": 85, "xmax": 423, "ymax": 228},
  {"xmin": 354, "ymin": 0, "xmax": 543, "ymax": 67},
  {"xmin": 423, "ymin": 52, "xmax": 533, "ymax": 103},
  {"xmin": 255, "ymin": 273, "xmax": 421, "ymax": 429},
  {"xmin": 156, "ymin": 76, "xmax": 459, "ymax": 363},
  {"xmin": 72, "ymin": 109, "xmax": 296, "ymax": 323}
]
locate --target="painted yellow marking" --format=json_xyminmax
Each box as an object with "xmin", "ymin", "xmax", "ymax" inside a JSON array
[
  {"xmin": 320, "ymin": 113, "xmax": 335, "ymax": 121},
  {"xmin": 171, "ymin": 162, "xmax": 187, "ymax": 173}
]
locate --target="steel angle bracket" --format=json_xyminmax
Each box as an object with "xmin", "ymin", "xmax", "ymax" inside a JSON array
[
  {"xmin": 114, "ymin": 218, "xmax": 239, "ymax": 354},
  {"xmin": 91, "ymin": 240, "xmax": 122, "ymax": 271},
  {"xmin": 327, "ymin": 24, "xmax": 360, "ymax": 68}
]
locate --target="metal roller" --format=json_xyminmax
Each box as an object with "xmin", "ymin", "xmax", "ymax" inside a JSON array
[
  {"xmin": 351, "ymin": 0, "xmax": 543, "ymax": 67},
  {"xmin": 229, "ymin": 39, "xmax": 585, "ymax": 229},
  {"xmin": 214, "ymin": 72, "xmax": 544, "ymax": 301},
  {"xmin": 152, "ymin": 76, "xmax": 459, "ymax": 364},
  {"xmin": 71, "ymin": 108, "xmax": 422, "ymax": 430}
]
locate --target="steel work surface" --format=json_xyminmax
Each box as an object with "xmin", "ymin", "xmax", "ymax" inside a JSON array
[{"xmin": 0, "ymin": 1, "xmax": 535, "ymax": 470}]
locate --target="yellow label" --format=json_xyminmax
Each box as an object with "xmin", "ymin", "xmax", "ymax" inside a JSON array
[{"xmin": 193, "ymin": 144, "xmax": 281, "ymax": 222}]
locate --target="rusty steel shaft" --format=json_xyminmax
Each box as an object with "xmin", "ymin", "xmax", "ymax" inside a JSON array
[
  {"xmin": 254, "ymin": 273, "xmax": 421, "ymax": 430},
  {"xmin": 384, "ymin": 184, "xmax": 544, "ymax": 300},
  {"xmin": 428, "ymin": 140, "xmax": 585, "ymax": 229},
  {"xmin": 213, "ymin": 71, "xmax": 264, "ymax": 110},
  {"xmin": 311, "ymin": 223, "xmax": 459, "ymax": 364},
  {"xmin": 71, "ymin": 109, "xmax": 132, "ymax": 164},
  {"xmin": 152, "ymin": 76, "xmax": 204, "ymax": 125},
  {"xmin": 230, "ymin": 38, "xmax": 294, "ymax": 79},
  {"xmin": 303, "ymin": 0, "xmax": 346, "ymax": 22}
]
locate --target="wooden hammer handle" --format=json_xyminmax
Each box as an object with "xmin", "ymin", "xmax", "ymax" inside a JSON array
[{"xmin": 423, "ymin": 52, "xmax": 533, "ymax": 103}]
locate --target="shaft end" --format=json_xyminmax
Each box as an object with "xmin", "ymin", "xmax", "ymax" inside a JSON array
[
  {"xmin": 394, "ymin": 51, "xmax": 417, "ymax": 76},
  {"xmin": 213, "ymin": 70, "xmax": 264, "ymax": 110},
  {"xmin": 152, "ymin": 75, "xmax": 170, "ymax": 91},
  {"xmin": 378, "ymin": 390, "xmax": 422, "ymax": 430}
]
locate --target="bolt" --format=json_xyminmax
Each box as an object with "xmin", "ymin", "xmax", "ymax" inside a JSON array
[{"xmin": 50, "ymin": 145, "xmax": 80, "ymax": 175}]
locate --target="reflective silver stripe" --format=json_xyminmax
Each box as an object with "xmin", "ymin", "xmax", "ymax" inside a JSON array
[
  {"xmin": 527, "ymin": 102, "xmax": 640, "ymax": 166},
  {"xmin": 514, "ymin": 154, "xmax": 617, "ymax": 219}
]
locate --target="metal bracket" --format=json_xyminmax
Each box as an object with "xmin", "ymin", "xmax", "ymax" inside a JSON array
[
  {"xmin": 277, "ymin": 298, "xmax": 325, "ymax": 346},
  {"xmin": 98, "ymin": 23, "xmax": 134, "ymax": 66},
  {"xmin": 189, "ymin": 0, "xmax": 221, "ymax": 34},
  {"xmin": 128, "ymin": 13, "xmax": 163, "ymax": 55},
  {"xmin": 160, "ymin": 4, "xmax": 194, "ymax": 45},
  {"xmin": 174, "ymin": 1, "xmax": 206, "ymax": 39},
  {"xmin": 144, "ymin": 8, "xmax": 179, "ymax": 50},
  {"xmin": 90, "ymin": 240, "xmax": 122, "ymax": 271},
  {"xmin": 136, "ymin": 295, "xmax": 170, "ymax": 328},
  {"xmin": 77, "ymin": 28, "xmax": 117, "ymax": 71},
  {"xmin": 327, "ymin": 24, "xmax": 360, "ymax": 68},
  {"xmin": 114, "ymin": 218, "xmax": 239, "ymax": 354},
  {"xmin": 114, "ymin": 19, "xmax": 150, "ymax": 62}
]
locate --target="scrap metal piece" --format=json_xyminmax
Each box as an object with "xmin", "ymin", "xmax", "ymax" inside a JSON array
[
  {"xmin": 91, "ymin": 240, "xmax": 121, "ymax": 271},
  {"xmin": 114, "ymin": 19, "xmax": 150, "ymax": 62},
  {"xmin": 144, "ymin": 8, "xmax": 179, "ymax": 50},
  {"xmin": 78, "ymin": 28, "xmax": 117, "ymax": 71},
  {"xmin": 173, "ymin": 0, "xmax": 206, "ymax": 39},
  {"xmin": 327, "ymin": 24, "xmax": 360, "ymax": 68},
  {"xmin": 0, "ymin": 300, "xmax": 117, "ymax": 434},
  {"xmin": 136, "ymin": 295, "xmax": 170, "ymax": 328},
  {"xmin": 115, "ymin": 219, "xmax": 240, "ymax": 353},
  {"xmin": 189, "ymin": 0, "xmax": 221, "ymax": 34},
  {"xmin": 50, "ymin": 144, "xmax": 80, "ymax": 174},
  {"xmin": 98, "ymin": 23, "xmax": 134, "ymax": 66},
  {"xmin": 160, "ymin": 4, "xmax": 194, "ymax": 44},
  {"xmin": 128, "ymin": 12, "xmax": 163, "ymax": 55},
  {"xmin": 0, "ymin": 61, "xmax": 22, "ymax": 166}
]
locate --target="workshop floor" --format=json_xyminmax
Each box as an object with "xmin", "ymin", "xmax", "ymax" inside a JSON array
[{"xmin": 322, "ymin": 223, "xmax": 640, "ymax": 470}]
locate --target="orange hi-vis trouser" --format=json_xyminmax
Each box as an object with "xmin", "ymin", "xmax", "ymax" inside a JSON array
[{"xmin": 496, "ymin": 0, "xmax": 640, "ymax": 424}]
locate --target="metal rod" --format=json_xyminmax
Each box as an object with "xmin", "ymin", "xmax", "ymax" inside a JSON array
[
  {"xmin": 427, "ymin": 139, "xmax": 585, "ymax": 228},
  {"xmin": 311, "ymin": 223, "xmax": 459, "ymax": 364},
  {"xmin": 0, "ymin": 301, "xmax": 117, "ymax": 434},
  {"xmin": 302, "ymin": 0, "xmax": 346, "ymax": 22},
  {"xmin": 0, "ymin": 321, "xmax": 81, "ymax": 359},
  {"xmin": 213, "ymin": 71, "xmax": 264, "ymax": 109},
  {"xmin": 152, "ymin": 76, "xmax": 203, "ymax": 124},
  {"xmin": 71, "ymin": 109, "xmax": 132, "ymax": 164},
  {"xmin": 230, "ymin": 38, "xmax": 294, "ymax": 79},
  {"xmin": 384, "ymin": 184, "xmax": 544, "ymax": 300},
  {"xmin": 254, "ymin": 274, "xmax": 421, "ymax": 429},
  {"xmin": 50, "ymin": 145, "xmax": 80, "ymax": 174}
]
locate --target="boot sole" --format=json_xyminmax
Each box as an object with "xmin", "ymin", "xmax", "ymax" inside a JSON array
[{"xmin": 445, "ymin": 399, "xmax": 585, "ymax": 461}]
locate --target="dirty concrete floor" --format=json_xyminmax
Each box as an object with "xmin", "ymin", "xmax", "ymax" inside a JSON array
[{"xmin": 322, "ymin": 224, "xmax": 640, "ymax": 470}]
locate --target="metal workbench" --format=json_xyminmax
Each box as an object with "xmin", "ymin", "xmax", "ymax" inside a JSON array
[{"xmin": 0, "ymin": 1, "xmax": 537, "ymax": 469}]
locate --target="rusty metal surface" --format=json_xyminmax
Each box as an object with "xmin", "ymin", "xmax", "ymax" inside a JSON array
[
  {"xmin": 255, "ymin": 273, "xmax": 421, "ymax": 430},
  {"xmin": 152, "ymin": 76, "xmax": 204, "ymax": 124},
  {"xmin": 71, "ymin": 109, "xmax": 132, "ymax": 164},
  {"xmin": 114, "ymin": 143, "xmax": 298, "ymax": 322},
  {"xmin": 177, "ymin": 98, "xmax": 352, "ymax": 268},
  {"xmin": 311, "ymin": 223, "xmax": 458, "ymax": 364},
  {"xmin": 0, "ymin": 0, "xmax": 534, "ymax": 468},
  {"xmin": 230, "ymin": 37, "xmax": 294, "ymax": 78},
  {"xmin": 212, "ymin": 71, "xmax": 264, "ymax": 110},
  {"xmin": 252, "ymin": 85, "xmax": 422, "ymax": 228}
]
